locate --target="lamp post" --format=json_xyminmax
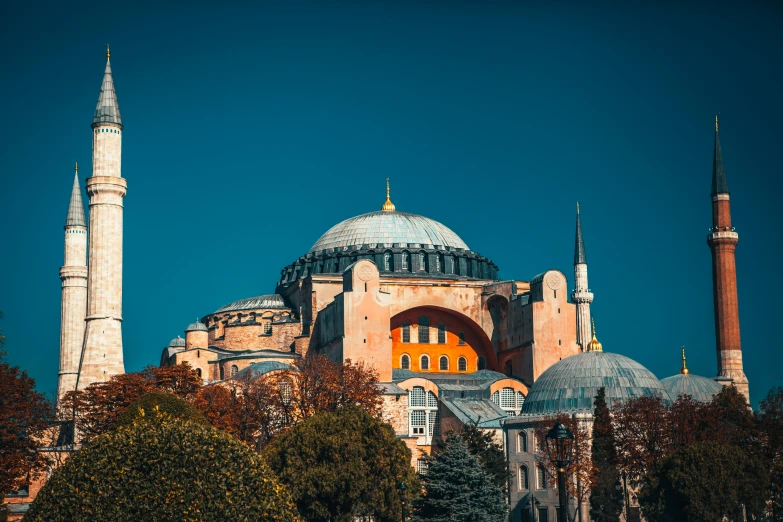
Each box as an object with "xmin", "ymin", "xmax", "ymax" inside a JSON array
[
  {"xmin": 546, "ymin": 422, "xmax": 574, "ymax": 522},
  {"xmin": 398, "ymin": 481, "xmax": 408, "ymax": 522}
]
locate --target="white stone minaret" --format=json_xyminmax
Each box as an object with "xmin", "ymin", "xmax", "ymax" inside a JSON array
[
  {"xmin": 79, "ymin": 47, "xmax": 126, "ymax": 389},
  {"xmin": 572, "ymin": 202, "xmax": 593, "ymax": 351},
  {"xmin": 57, "ymin": 164, "xmax": 88, "ymax": 403}
]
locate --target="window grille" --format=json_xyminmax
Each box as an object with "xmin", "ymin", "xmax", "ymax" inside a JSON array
[
  {"xmin": 427, "ymin": 391, "xmax": 438, "ymax": 408},
  {"xmin": 401, "ymin": 252, "xmax": 409, "ymax": 271},
  {"xmin": 264, "ymin": 321, "xmax": 272, "ymax": 335},
  {"xmin": 516, "ymin": 391, "xmax": 526, "ymax": 409},
  {"xmin": 458, "ymin": 332, "xmax": 466, "ymax": 345},
  {"xmin": 401, "ymin": 354, "xmax": 410, "ymax": 370},
  {"xmin": 501, "ymin": 387, "xmax": 515, "ymax": 409},
  {"xmin": 458, "ymin": 357, "xmax": 467, "ymax": 372},
  {"xmin": 435, "ymin": 254, "xmax": 442, "ymax": 272},
  {"xmin": 518, "ymin": 432, "xmax": 527, "ymax": 452},
  {"xmin": 384, "ymin": 252, "xmax": 391, "ymax": 271},
  {"xmin": 410, "ymin": 410, "xmax": 426, "ymax": 435},
  {"xmin": 437, "ymin": 323, "xmax": 446, "ymax": 344},
  {"xmin": 280, "ymin": 379, "xmax": 292, "ymax": 405},
  {"xmin": 491, "ymin": 391, "xmax": 499, "ymax": 405},
  {"xmin": 417, "ymin": 459, "xmax": 429, "ymax": 475},
  {"xmin": 418, "ymin": 316, "xmax": 430, "ymax": 343},
  {"xmin": 420, "ymin": 355, "xmax": 430, "ymax": 370},
  {"xmin": 519, "ymin": 466, "xmax": 529, "ymax": 490},
  {"xmin": 439, "ymin": 356, "xmax": 449, "ymax": 371},
  {"xmin": 410, "ymin": 386, "xmax": 426, "ymax": 407},
  {"xmin": 537, "ymin": 466, "xmax": 547, "ymax": 489},
  {"xmin": 418, "ymin": 252, "xmax": 427, "ymax": 271},
  {"xmin": 402, "ymin": 322, "xmax": 410, "ymax": 343},
  {"xmin": 428, "ymin": 410, "xmax": 440, "ymax": 437}
]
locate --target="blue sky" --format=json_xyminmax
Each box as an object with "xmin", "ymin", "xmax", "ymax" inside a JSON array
[{"xmin": 1, "ymin": 1, "xmax": 781, "ymax": 406}]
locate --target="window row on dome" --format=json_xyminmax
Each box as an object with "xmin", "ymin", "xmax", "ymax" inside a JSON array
[
  {"xmin": 281, "ymin": 249, "xmax": 498, "ymax": 283},
  {"xmin": 400, "ymin": 353, "xmax": 480, "ymax": 372}
]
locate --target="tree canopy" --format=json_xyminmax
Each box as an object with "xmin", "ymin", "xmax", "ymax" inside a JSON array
[
  {"xmin": 116, "ymin": 392, "xmax": 208, "ymax": 428},
  {"xmin": 589, "ymin": 387, "xmax": 623, "ymax": 522},
  {"xmin": 414, "ymin": 436, "xmax": 506, "ymax": 522},
  {"xmin": 447, "ymin": 423, "xmax": 508, "ymax": 493},
  {"xmin": 264, "ymin": 405, "xmax": 418, "ymax": 522},
  {"xmin": 25, "ymin": 410, "xmax": 299, "ymax": 522}
]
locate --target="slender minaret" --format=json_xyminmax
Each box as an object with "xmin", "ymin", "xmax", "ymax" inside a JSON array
[
  {"xmin": 572, "ymin": 202, "xmax": 593, "ymax": 351},
  {"xmin": 79, "ymin": 47, "xmax": 126, "ymax": 389},
  {"xmin": 57, "ymin": 163, "xmax": 88, "ymax": 403},
  {"xmin": 707, "ymin": 115, "xmax": 749, "ymax": 401}
]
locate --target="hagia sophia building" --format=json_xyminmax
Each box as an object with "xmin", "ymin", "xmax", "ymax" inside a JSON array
[{"xmin": 56, "ymin": 51, "xmax": 750, "ymax": 488}]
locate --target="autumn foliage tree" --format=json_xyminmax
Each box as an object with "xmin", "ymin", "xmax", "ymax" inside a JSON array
[
  {"xmin": 62, "ymin": 363, "xmax": 201, "ymax": 441},
  {"xmin": 0, "ymin": 351, "xmax": 53, "ymax": 498}
]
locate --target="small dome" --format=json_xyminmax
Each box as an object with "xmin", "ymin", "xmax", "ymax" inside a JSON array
[
  {"xmin": 661, "ymin": 373, "xmax": 723, "ymax": 403},
  {"xmin": 215, "ymin": 294, "xmax": 287, "ymax": 313},
  {"xmin": 185, "ymin": 320, "xmax": 208, "ymax": 332},
  {"xmin": 309, "ymin": 211, "xmax": 469, "ymax": 253},
  {"xmin": 522, "ymin": 351, "xmax": 670, "ymax": 416},
  {"xmin": 167, "ymin": 336, "xmax": 186, "ymax": 348}
]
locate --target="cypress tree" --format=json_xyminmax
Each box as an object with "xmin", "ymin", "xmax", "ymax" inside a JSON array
[
  {"xmin": 589, "ymin": 387, "xmax": 623, "ymax": 522},
  {"xmin": 414, "ymin": 436, "xmax": 506, "ymax": 522}
]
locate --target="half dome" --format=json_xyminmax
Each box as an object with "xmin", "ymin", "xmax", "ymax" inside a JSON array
[
  {"xmin": 309, "ymin": 211, "xmax": 469, "ymax": 253},
  {"xmin": 661, "ymin": 373, "xmax": 723, "ymax": 403},
  {"xmin": 214, "ymin": 294, "xmax": 287, "ymax": 313},
  {"xmin": 521, "ymin": 351, "xmax": 671, "ymax": 416}
]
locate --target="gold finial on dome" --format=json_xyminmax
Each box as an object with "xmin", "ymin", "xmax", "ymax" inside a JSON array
[
  {"xmin": 588, "ymin": 317, "xmax": 603, "ymax": 352},
  {"xmin": 381, "ymin": 178, "xmax": 396, "ymax": 212},
  {"xmin": 106, "ymin": 44, "xmax": 111, "ymax": 60},
  {"xmin": 681, "ymin": 345, "xmax": 689, "ymax": 374}
]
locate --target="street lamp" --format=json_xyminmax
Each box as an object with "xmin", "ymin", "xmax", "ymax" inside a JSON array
[
  {"xmin": 546, "ymin": 422, "xmax": 574, "ymax": 522},
  {"xmin": 398, "ymin": 481, "xmax": 408, "ymax": 522}
]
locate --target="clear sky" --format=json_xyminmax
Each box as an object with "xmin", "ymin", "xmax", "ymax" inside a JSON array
[{"xmin": 1, "ymin": 1, "xmax": 781, "ymax": 406}]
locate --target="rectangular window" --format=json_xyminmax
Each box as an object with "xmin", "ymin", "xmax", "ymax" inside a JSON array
[
  {"xmin": 416, "ymin": 459, "xmax": 429, "ymax": 475},
  {"xmin": 538, "ymin": 507, "xmax": 548, "ymax": 521},
  {"xmin": 428, "ymin": 411, "xmax": 440, "ymax": 437},
  {"xmin": 410, "ymin": 387, "xmax": 426, "ymax": 407},
  {"xmin": 458, "ymin": 332, "xmax": 466, "ymax": 345},
  {"xmin": 437, "ymin": 323, "xmax": 446, "ymax": 344},
  {"xmin": 411, "ymin": 410, "xmax": 426, "ymax": 435},
  {"xmin": 402, "ymin": 323, "xmax": 410, "ymax": 343}
]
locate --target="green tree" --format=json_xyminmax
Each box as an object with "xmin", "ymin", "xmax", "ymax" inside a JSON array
[
  {"xmin": 756, "ymin": 387, "xmax": 783, "ymax": 521},
  {"xmin": 414, "ymin": 436, "xmax": 506, "ymax": 521},
  {"xmin": 116, "ymin": 392, "xmax": 208, "ymax": 428},
  {"xmin": 264, "ymin": 405, "xmax": 418, "ymax": 522},
  {"xmin": 641, "ymin": 442, "xmax": 767, "ymax": 522},
  {"xmin": 449, "ymin": 423, "xmax": 509, "ymax": 493},
  {"xmin": 24, "ymin": 411, "xmax": 298, "ymax": 521},
  {"xmin": 589, "ymin": 388, "xmax": 623, "ymax": 522}
]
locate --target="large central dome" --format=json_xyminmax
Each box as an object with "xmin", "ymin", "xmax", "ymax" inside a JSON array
[{"xmin": 309, "ymin": 211, "xmax": 469, "ymax": 253}]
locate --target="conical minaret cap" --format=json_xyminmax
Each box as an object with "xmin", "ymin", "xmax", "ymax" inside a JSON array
[
  {"xmin": 574, "ymin": 202, "xmax": 587, "ymax": 265},
  {"xmin": 711, "ymin": 114, "xmax": 729, "ymax": 195},
  {"xmin": 92, "ymin": 47, "xmax": 123, "ymax": 128},
  {"xmin": 65, "ymin": 165, "xmax": 87, "ymax": 227}
]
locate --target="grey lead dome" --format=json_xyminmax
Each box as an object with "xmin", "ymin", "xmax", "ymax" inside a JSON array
[
  {"xmin": 521, "ymin": 351, "xmax": 671, "ymax": 415},
  {"xmin": 309, "ymin": 211, "xmax": 469, "ymax": 253}
]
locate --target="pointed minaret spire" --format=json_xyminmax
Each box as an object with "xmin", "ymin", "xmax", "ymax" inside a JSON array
[
  {"xmin": 574, "ymin": 202, "xmax": 587, "ymax": 265},
  {"xmin": 381, "ymin": 178, "xmax": 396, "ymax": 212},
  {"xmin": 572, "ymin": 202, "xmax": 593, "ymax": 350},
  {"xmin": 65, "ymin": 163, "xmax": 86, "ymax": 227},
  {"xmin": 712, "ymin": 114, "xmax": 729, "ymax": 195},
  {"xmin": 92, "ymin": 46, "xmax": 122, "ymax": 128},
  {"xmin": 680, "ymin": 346, "xmax": 689, "ymax": 375}
]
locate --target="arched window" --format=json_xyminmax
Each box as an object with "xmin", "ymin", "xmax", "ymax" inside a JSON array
[
  {"xmin": 437, "ymin": 323, "xmax": 446, "ymax": 344},
  {"xmin": 402, "ymin": 322, "xmax": 410, "ymax": 343},
  {"xmin": 458, "ymin": 332, "xmax": 466, "ymax": 345},
  {"xmin": 492, "ymin": 387, "xmax": 525, "ymax": 416},
  {"xmin": 418, "ymin": 316, "xmax": 430, "ymax": 343},
  {"xmin": 537, "ymin": 466, "xmax": 547, "ymax": 489},
  {"xmin": 409, "ymin": 386, "xmax": 439, "ymax": 440},
  {"xmin": 230, "ymin": 365, "xmax": 239, "ymax": 377},
  {"xmin": 439, "ymin": 355, "xmax": 449, "ymax": 371},
  {"xmin": 519, "ymin": 465, "xmax": 529, "ymax": 490},
  {"xmin": 401, "ymin": 354, "xmax": 411, "ymax": 370},
  {"xmin": 518, "ymin": 432, "xmax": 527, "ymax": 453},
  {"xmin": 196, "ymin": 368, "xmax": 202, "ymax": 378},
  {"xmin": 279, "ymin": 378, "xmax": 293, "ymax": 405},
  {"xmin": 435, "ymin": 254, "xmax": 443, "ymax": 272},
  {"xmin": 516, "ymin": 391, "xmax": 525, "ymax": 410},
  {"xmin": 384, "ymin": 251, "xmax": 392, "ymax": 271},
  {"xmin": 219, "ymin": 366, "xmax": 224, "ymax": 380},
  {"xmin": 477, "ymin": 356, "xmax": 486, "ymax": 370},
  {"xmin": 401, "ymin": 251, "xmax": 410, "ymax": 271},
  {"xmin": 420, "ymin": 354, "xmax": 430, "ymax": 371},
  {"xmin": 418, "ymin": 252, "xmax": 427, "ymax": 271},
  {"xmin": 458, "ymin": 356, "xmax": 467, "ymax": 372},
  {"xmin": 264, "ymin": 321, "xmax": 272, "ymax": 335}
]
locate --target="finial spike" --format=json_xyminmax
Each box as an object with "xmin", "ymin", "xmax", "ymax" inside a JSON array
[
  {"xmin": 715, "ymin": 114, "xmax": 719, "ymax": 132},
  {"xmin": 680, "ymin": 345, "xmax": 689, "ymax": 374},
  {"xmin": 381, "ymin": 178, "xmax": 396, "ymax": 212},
  {"xmin": 106, "ymin": 44, "xmax": 111, "ymax": 60},
  {"xmin": 75, "ymin": 161, "xmax": 78, "ymax": 174}
]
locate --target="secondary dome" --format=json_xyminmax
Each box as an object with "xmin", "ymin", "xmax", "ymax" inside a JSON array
[
  {"xmin": 521, "ymin": 351, "xmax": 671, "ymax": 416},
  {"xmin": 309, "ymin": 211, "xmax": 469, "ymax": 253},
  {"xmin": 661, "ymin": 374, "xmax": 723, "ymax": 403},
  {"xmin": 214, "ymin": 294, "xmax": 287, "ymax": 313},
  {"xmin": 185, "ymin": 320, "xmax": 208, "ymax": 332},
  {"xmin": 167, "ymin": 336, "xmax": 186, "ymax": 348}
]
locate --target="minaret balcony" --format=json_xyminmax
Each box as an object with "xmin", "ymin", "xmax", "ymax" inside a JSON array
[
  {"xmin": 571, "ymin": 291, "xmax": 594, "ymax": 303},
  {"xmin": 707, "ymin": 230, "xmax": 738, "ymax": 241}
]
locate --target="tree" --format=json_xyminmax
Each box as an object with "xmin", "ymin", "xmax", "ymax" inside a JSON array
[
  {"xmin": 613, "ymin": 395, "xmax": 670, "ymax": 488},
  {"xmin": 264, "ymin": 406, "xmax": 418, "ymax": 522},
  {"xmin": 640, "ymin": 442, "xmax": 768, "ymax": 522},
  {"xmin": 62, "ymin": 363, "xmax": 201, "ymax": 441},
  {"xmin": 757, "ymin": 387, "xmax": 783, "ymax": 520},
  {"xmin": 116, "ymin": 392, "xmax": 208, "ymax": 428},
  {"xmin": 589, "ymin": 388, "xmax": 623, "ymax": 522},
  {"xmin": 414, "ymin": 436, "xmax": 506, "ymax": 522},
  {"xmin": 24, "ymin": 410, "xmax": 299, "ymax": 521},
  {"xmin": 450, "ymin": 423, "xmax": 508, "ymax": 493},
  {"xmin": 0, "ymin": 350, "xmax": 53, "ymax": 498},
  {"xmin": 533, "ymin": 415, "xmax": 594, "ymax": 522}
]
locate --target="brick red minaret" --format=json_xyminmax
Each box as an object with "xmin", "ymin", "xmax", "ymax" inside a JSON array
[{"xmin": 707, "ymin": 115, "xmax": 749, "ymax": 401}]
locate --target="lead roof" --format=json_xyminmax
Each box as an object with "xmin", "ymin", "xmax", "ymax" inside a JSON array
[
  {"xmin": 92, "ymin": 58, "xmax": 122, "ymax": 128},
  {"xmin": 65, "ymin": 173, "xmax": 86, "ymax": 227}
]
